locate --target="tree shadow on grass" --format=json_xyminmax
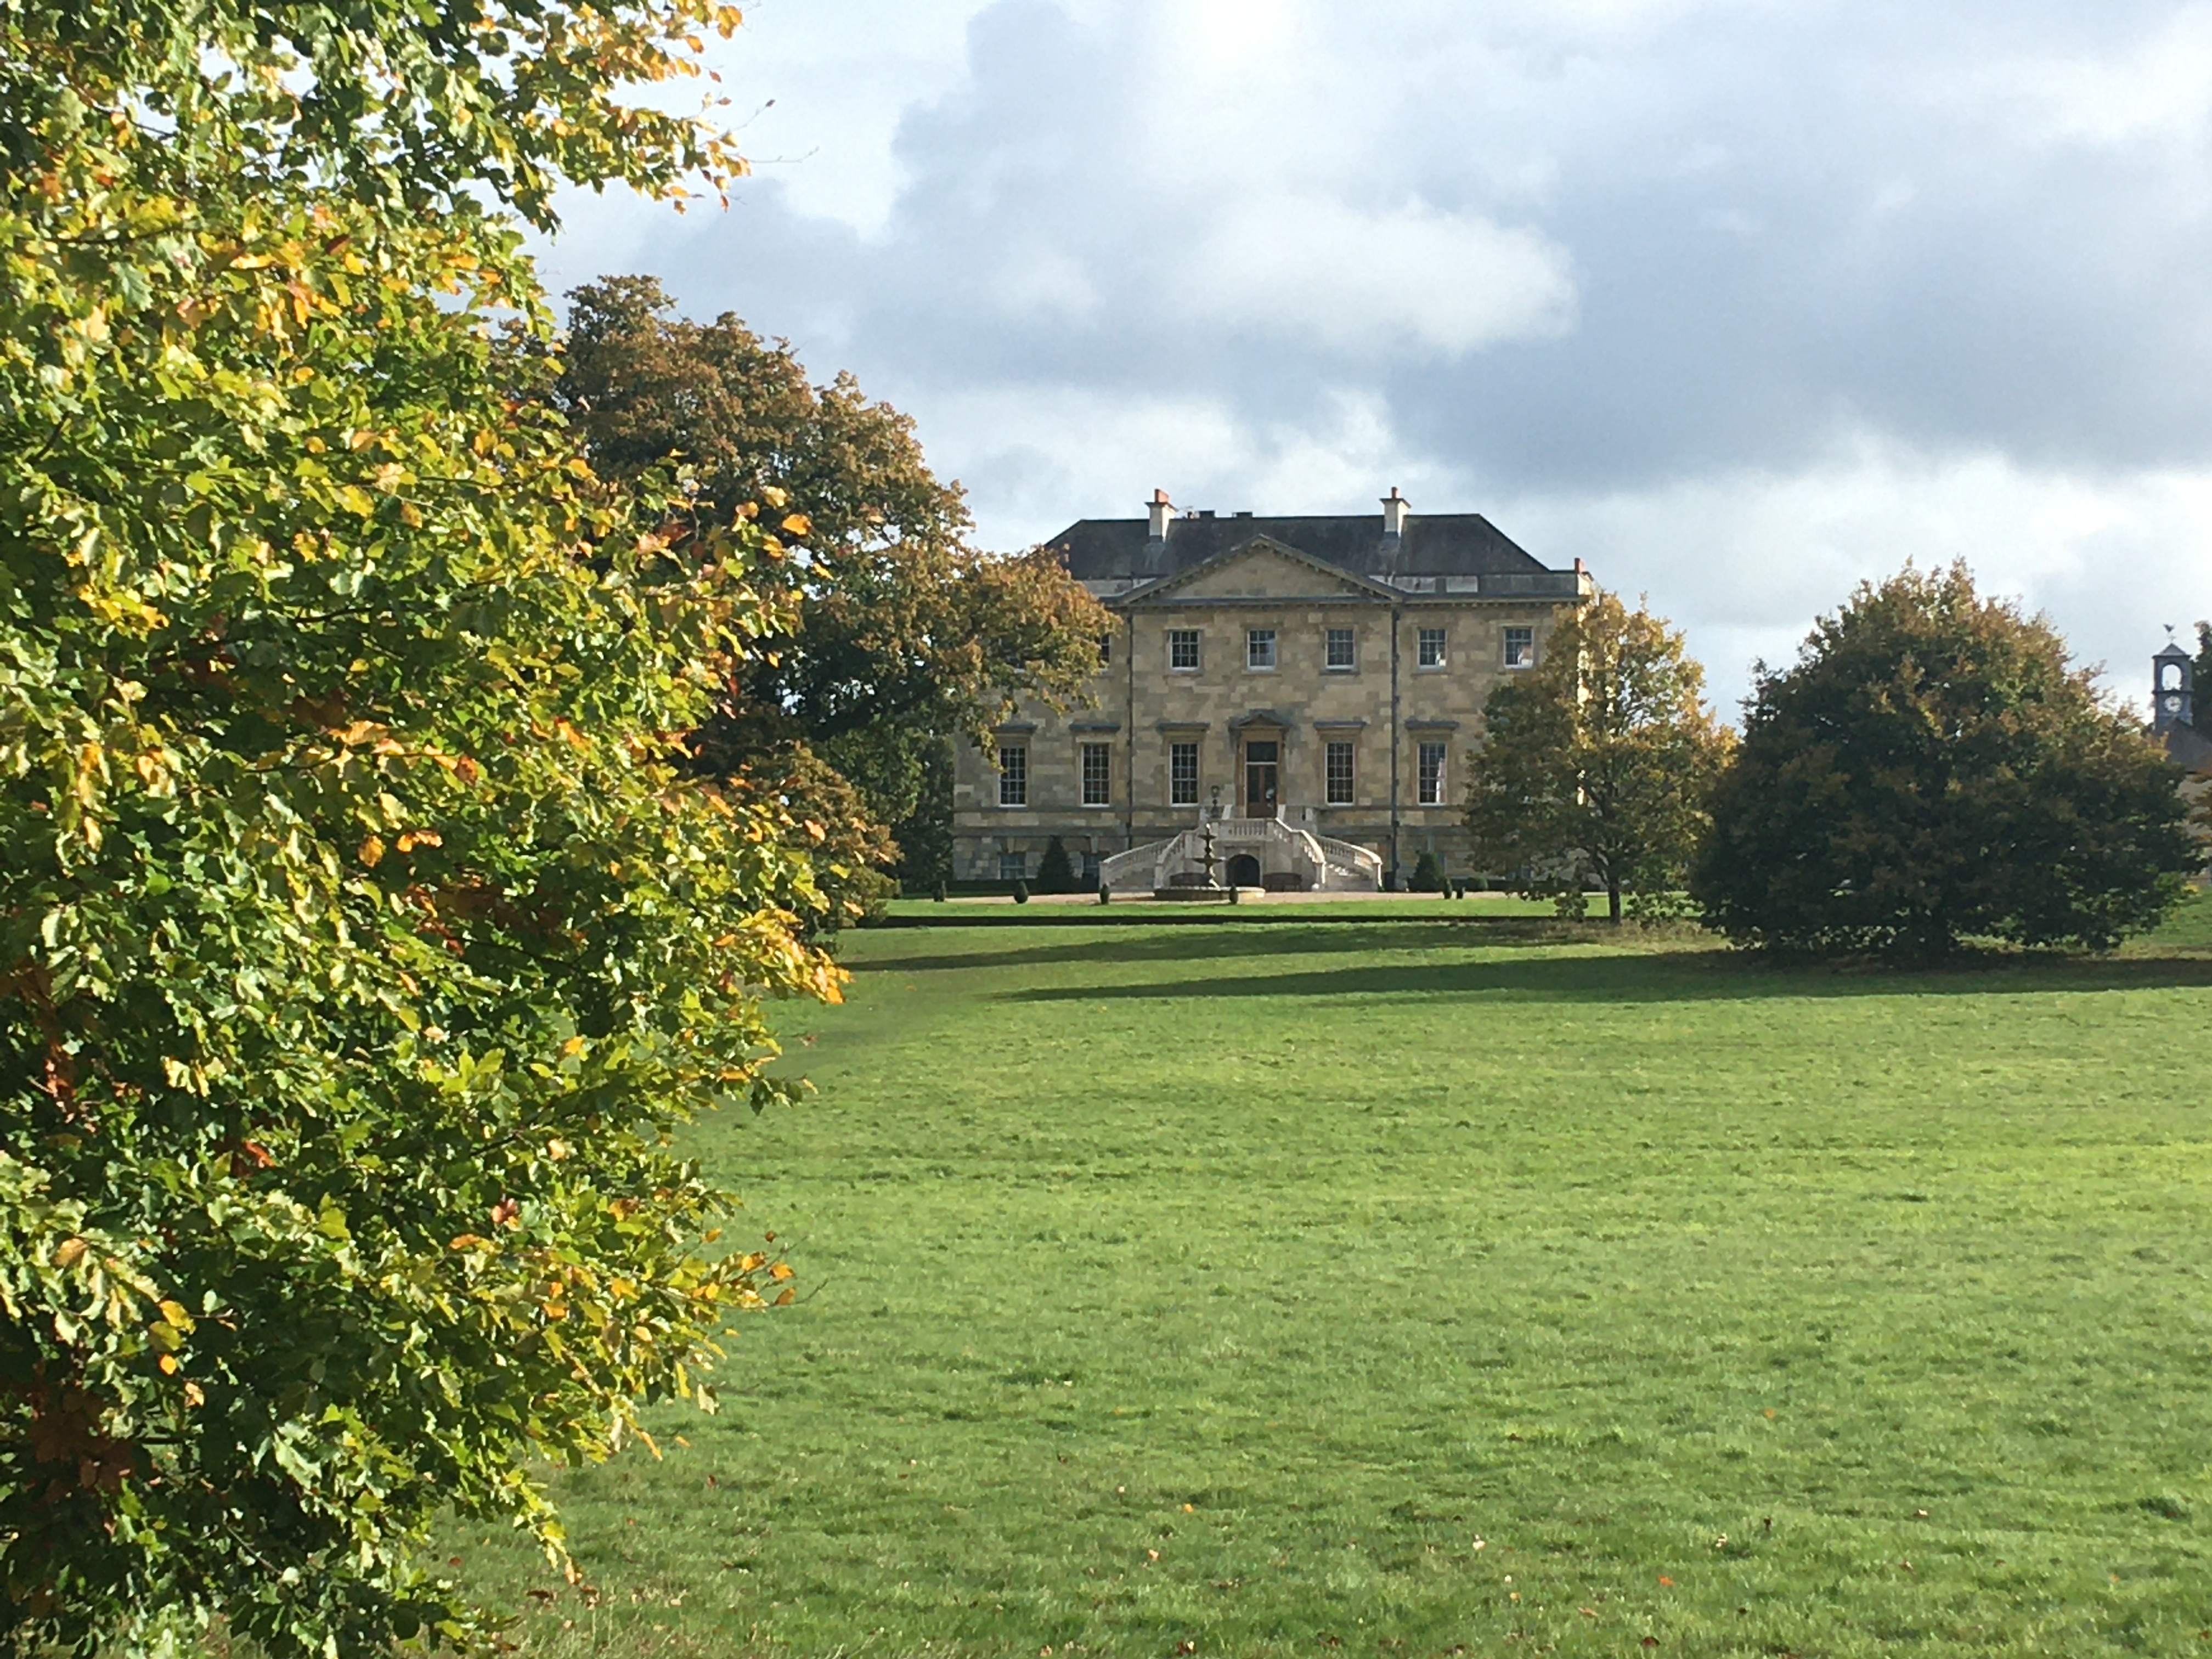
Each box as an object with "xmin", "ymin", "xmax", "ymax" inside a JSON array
[
  {"xmin": 1003, "ymin": 950, "xmax": 2212, "ymax": 1006},
  {"xmin": 851, "ymin": 920, "xmax": 1582, "ymax": 975}
]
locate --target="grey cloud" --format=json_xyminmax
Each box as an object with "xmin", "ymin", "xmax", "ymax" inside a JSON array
[{"xmin": 546, "ymin": 0, "xmax": 2212, "ymax": 702}]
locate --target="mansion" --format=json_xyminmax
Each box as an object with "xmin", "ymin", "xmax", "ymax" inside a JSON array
[{"xmin": 951, "ymin": 490, "xmax": 1594, "ymax": 890}]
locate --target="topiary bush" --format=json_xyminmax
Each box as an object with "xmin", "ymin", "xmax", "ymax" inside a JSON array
[
  {"xmin": 1035, "ymin": 836, "xmax": 1077, "ymax": 894},
  {"xmin": 1409, "ymin": 849, "xmax": 1447, "ymax": 892}
]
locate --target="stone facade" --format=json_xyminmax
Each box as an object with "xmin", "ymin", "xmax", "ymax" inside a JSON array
[{"xmin": 953, "ymin": 494, "xmax": 1593, "ymax": 888}]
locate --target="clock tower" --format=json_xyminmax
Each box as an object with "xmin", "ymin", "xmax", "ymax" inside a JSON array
[{"xmin": 2153, "ymin": 635, "xmax": 2193, "ymax": 733}]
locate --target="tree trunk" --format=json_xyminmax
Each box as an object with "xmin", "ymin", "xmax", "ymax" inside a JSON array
[{"xmin": 1607, "ymin": 879, "xmax": 1622, "ymax": 924}]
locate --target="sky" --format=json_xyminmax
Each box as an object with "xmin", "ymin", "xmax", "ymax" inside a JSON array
[{"xmin": 538, "ymin": 0, "xmax": 2212, "ymax": 712}]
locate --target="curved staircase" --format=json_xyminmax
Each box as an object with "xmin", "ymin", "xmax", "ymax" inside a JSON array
[{"xmin": 1098, "ymin": 816, "xmax": 1383, "ymax": 894}]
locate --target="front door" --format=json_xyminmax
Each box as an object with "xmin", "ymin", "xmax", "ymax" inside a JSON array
[{"xmin": 1243, "ymin": 740, "xmax": 1279, "ymax": 819}]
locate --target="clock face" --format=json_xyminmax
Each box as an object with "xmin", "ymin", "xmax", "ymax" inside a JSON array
[{"xmin": 2165, "ymin": 694, "xmax": 2185, "ymax": 713}]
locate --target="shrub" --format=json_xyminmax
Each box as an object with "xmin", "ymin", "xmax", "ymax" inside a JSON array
[
  {"xmin": 1694, "ymin": 563, "xmax": 2198, "ymax": 956},
  {"xmin": 1098, "ymin": 883, "xmax": 1112, "ymax": 905},
  {"xmin": 1035, "ymin": 836, "xmax": 1078, "ymax": 894},
  {"xmin": 840, "ymin": 867, "xmax": 898, "ymax": 928},
  {"xmin": 1012, "ymin": 880, "xmax": 1030, "ymax": 904},
  {"xmin": 1409, "ymin": 849, "xmax": 1447, "ymax": 892}
]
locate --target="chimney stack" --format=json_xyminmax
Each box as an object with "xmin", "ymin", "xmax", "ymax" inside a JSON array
[
  {"xmin": 1381, "ymin": 487, "xmax": 1410, "ymax": 539},
  {"xmin": 1147, "ymin": 488, "xmax": 1174, "ymax": 541}
]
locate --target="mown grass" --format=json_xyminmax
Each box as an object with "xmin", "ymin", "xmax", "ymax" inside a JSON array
[{"xmin": 449, "ymin": 897, "xmax": 2212, "ymax": 1657}]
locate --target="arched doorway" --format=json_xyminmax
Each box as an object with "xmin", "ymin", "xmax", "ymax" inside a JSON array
[{"xmin": 1227, "ymin": 853, "xmax": 1261, "ymax": 888}]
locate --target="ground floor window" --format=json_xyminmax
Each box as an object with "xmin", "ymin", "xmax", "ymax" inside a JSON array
[
  {"xmin": 1170, "ymin": 741, "xmax": 1199, "ymax": 806},
  {"xmin": 1081, "ymin": 742, "xmax": 1111, "ymax": 806},
  {"xmin": 1325, "ymin": 740, "xmax": 1355, "ymax": 805},
  {"xmin": 1418, "ymin": 741, "xmax": 1447, "ymax": 805},
  {"xmin": 999, "ymin": 850, "xmax": 1028, "ymax": 882},
  {"xmin": 1081, "ymin": 850, "xmax": 1102, "ymax": 885}
]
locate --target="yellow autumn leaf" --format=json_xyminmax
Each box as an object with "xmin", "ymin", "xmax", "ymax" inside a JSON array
[
  {"xmin": 53, "ymin": 1237, "xmax": 89, "ymax": 1269},
  {"xmin": 157, "ymin": 1353, "xmax": 179, "ymax": 1375},
  {"xmin": 780, "ymin": 512, "xmax": 811, "ymax": 537},
  {"xmin": 769, "ymin": 1261, "xmax": 794, "ymax": 1281},
  {"xmin": 358, "ymin": 834, "xmax": 385, "ymax": 868}
]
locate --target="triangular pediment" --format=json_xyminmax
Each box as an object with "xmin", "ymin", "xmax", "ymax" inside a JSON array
[{"xmin": 1128, "ymin": 535, "xmax": 1393, "ymax": 604}]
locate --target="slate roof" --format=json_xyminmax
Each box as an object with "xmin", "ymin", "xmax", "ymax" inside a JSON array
[
  {"xmin": 2163, "ymin": 721, "xmax": 2212, "ymax": 772},
  {"xmin": 1043, "ymin": 512, "xmax": 1555, "ymax": 583}
]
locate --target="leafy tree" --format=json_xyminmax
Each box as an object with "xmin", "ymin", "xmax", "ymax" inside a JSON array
[
  {"xmin": 554, "ymin": 276, "xmax": 1108, "ymax": 856},
  {"xmin": 1465, "ymin": 591, "xmax": 1731, "ymax": 923},
  {"xmin": 892, "ymin": 736, "xmax": 957, "ymax": 895},
  {"xmin": 0, "ymin": 3, "xmax": 841, "ymax": 1654},
  {"xmin": 1693, "ymin": 564, "xmax": 2197, "ymax": 956},
  {"xmin": 1035, "ymin": 837, "xmax": 1078, "ymax": 894}
]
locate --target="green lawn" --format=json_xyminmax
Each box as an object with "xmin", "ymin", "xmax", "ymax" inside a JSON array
[{"xmin": 455, "ymin": 901, "xmax": 2212, "ymax": 1657}]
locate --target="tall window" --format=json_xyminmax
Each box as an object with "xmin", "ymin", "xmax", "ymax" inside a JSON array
[
  {"xmin": 1081, "ymin": 742, "xmax": 1111, "ymax": 806},
  {"xmin": 1169, "ymin": 629, "xmax": 1200, "ymax": 670},
  {"xmin": 1325, "ymin": 741, "xmax": 1355, "ymax": 805},
  {"xmin": 1503, "ymin": 627, "xmax": 1534, "ymax": 668},
  {"xmin": 999, "ymin": 851, "xmax": 1027, "ymax": 881},
  {"xmin": 1418, "ymin": 741, "xmax": 1447, "ymax": 806},
  {"xmin": 1418, "ymin": 627, "xmax": 1447, "ymax": 668},
  {"xmin": 1246, "ymin": 628, "xmax": 1277, "ymax": 670},
  {"xmin": 997, "ymin": 744, "xmax": 1027, "ymax": 806},
  {"xmin": 1170, "ymin": 742, "xmax": 1200, "ymax": 806},
  {"xmin": 1099, "ymin": 631, "xmax": 1113, "ymax": 666},
  {"xmin": 1325, "ymin": 627, "xmax": 1356, "ymax": 670}
]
